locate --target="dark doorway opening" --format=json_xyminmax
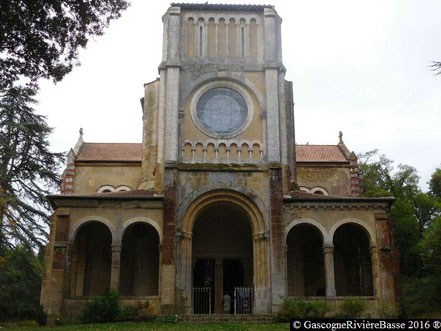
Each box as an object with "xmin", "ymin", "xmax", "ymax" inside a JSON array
[
  {"xmin": 194, "ymin": 259, "xmax": 215, "ymax": 288},
  {"xmin": 193, "ymin": 259, "xmax": 215, "ymax": 314},
  {"xmin": 192, "ymin": 203, "xmax": 253, "ymax": 314},
  {"xmin": 223, "ymin": 259, "xmax": 244, "ymax": 314},
  {"xmin": 286, "ymin": 224, "xmax": 325, "ymax": 297},
  {"xmin": 223, "ymin": 259, "xmax": 244, "ymax": 293}
]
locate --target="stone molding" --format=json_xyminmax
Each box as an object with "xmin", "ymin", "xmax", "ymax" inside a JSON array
[
  {"xmin": 283, "ymin": 202, "xmax": 389, "ymax": 211},
  {"xmin": 118, "ymin": 217, "xmax": 162, "ymax": 243},
  {"xmin": 176, "ymin": 184, "xmax": 268, "ymax": 229},
  {"xmin": 189, "ymin": 80, "xmax": 255, "ymax": 139},
  {"xmin": 182, "ymin": 138, "xmax": 263, "ymax": 164},
  {"xmin": 183, "ymin": 12, "xmax": 262, "ymax": 25},
  {"xmin": 68, "ymin": 216, "xmax": 116, "ymax": 242},
  {"xmin": 179, "ymin": 73, "xmax": 266, "ymax": 116}
]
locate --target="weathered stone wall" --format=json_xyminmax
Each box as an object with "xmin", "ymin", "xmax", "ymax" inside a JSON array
[
  {"xmin": 73, "ymin": 164, "xmax": 141, "ymax": 194},
  {"xmin": 296, "ymin": 165, "xmax": 352, "ymax": 196},
  {"xmin": 139, "ymin": 79, "xmax": 161, "ymax": 192},
  {"xmin": 282, "ymin": 201, "xmax": 398, "ymax": 309},
  {"xmin": 41, "ymin": 200, "xmax": 163, "ymax": 320}
]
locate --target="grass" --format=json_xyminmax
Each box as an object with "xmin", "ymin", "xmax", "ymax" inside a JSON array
[{"xmin": 0, "ymin": 321, "xmax": 289, "ymax": 331}]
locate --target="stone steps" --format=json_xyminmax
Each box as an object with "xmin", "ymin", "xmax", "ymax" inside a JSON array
[{"xmin": 176, "ymin": 314, "xmax": 275, "ymax": 323}]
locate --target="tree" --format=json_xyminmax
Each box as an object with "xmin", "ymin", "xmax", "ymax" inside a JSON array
[
  {"xmin": 432, "ymin": 61, "xmax": 441, "ymax": 75},
  {"xmin": 358, "ymin": 150, "xmax": 419, "ymax": 199},
  {"xmin": 0, "ymin": 246, "xmax": 43, "ymax": 321},
  {"xmin": 0, "ymin": 85, "xmax": 63, "ymax": 250},
  {"xmin": 0, "ymin": 0, "xmax": 129, "ymax": 89},
  {"xmin": 358, "ymin": 150, "xmax": 441, "ymax": 276},
  {"xmin": 429, "ymin": 167, "xmax": 441, "ymax": 197}
]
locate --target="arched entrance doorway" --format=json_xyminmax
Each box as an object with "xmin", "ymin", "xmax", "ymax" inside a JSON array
[
  {"xmin": 286, "ymin": 224, "xmax": 325, "ymax": 297},
  {"xmin": 177, "ymin": 189, "xmax": 269, "ymax": 314},
  {"xmin": 72, "ymin": 222, "xmax": 112, "ymax": 296},
  {"xmin": 333, "ymin": 223, "xmax": 373, "ymax": 296},
  {"xmin": 192, "ymin": 203, "xmax": 253, "ymax": 313},
  {"xmin": 120, "ymin": 223, "xmax": 160, "ymax": 296}
]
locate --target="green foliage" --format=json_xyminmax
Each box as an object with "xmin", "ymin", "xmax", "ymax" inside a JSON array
[
  {"xmin": 336, "ymin": 297, "xmax": 367, "ymax": 318},
  {"xmin": 119, "ymin": 301, "xmax": 156, "ymax": 322},
  {"xmin": 402, "ymin": 275, "xmax": 441, "ymax": 318},
  {"xmin": 359, "ymin": 150, "xmax": 441, "ymax": 317},
  {"xmin": 79, "ymin": 289, "xmax": 156, "ymax": 324},
  {"xmin": 358, "ymin": 150, "xmax": 441, "ymax": 277},
  {"xmin": 1, "ymin": 85, "xmax": 63, "ymax": 249},
  {"xmin": 0, "ymin": 0, "xmax": 129, "ymax": 89},
  {"xmin": 79, "ymin": 288, "xmax": 121, "ymax": 323},
  {"xmin": 275, "ymin": 298, "xmax": 331, "ymax": 322},
  {"xmin": 153, "ymin": 314, "xmax": 178, "ymax": 323},
  {"xmin": 420, "ymin": 216, "xmax": 441, "ymax": 273},
  {"xmin": 429, "ymin": 167, "xmax": 441, "ymax": 197},
  {"xmin": 377, "ymin": 302, "xmax": 398, "ymax": 318},
  {"xmin": 0, "ymin": 246, "xmax": 43, "ymax": 321},
  {"xmin": 54, "ymin": 316, "xmax": 72, "ymax": 326},
  {"xmin": 35, "ymin": 305, "xmax": 47, "ymax": 326}
]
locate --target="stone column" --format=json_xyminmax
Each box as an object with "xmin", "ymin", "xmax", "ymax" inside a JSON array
[
  {"xmin": 215, "ymin": 258, "xmax": 224, "ymax": 313},
  {"xmin": 110, "ymin": 243, "xmax": 121, "ymax": 290},
  {"xmin": 236, "ymin": 22, "xmax": 240, "ymax": 57},
  {"xmin": 244, "ymin": 23, "xmax": 250, "ymax": 57},
  {"xmin": 323, "ymin": 244, "xmax": 336, "ymax": 297},
  {"xmin": 176, "ymin": 231, "xmax": 192, "ymax": 314},
  {"xmin": 74, "ymin": 237, "xmax": 86, "ymax": 296},
  {"xmin": 253, "ymin": 233, "xmax": 270, "ymax": 314},
  {"xmin": 370, "ymin": 245, "xmax": 381, "ymax": 298},
  {"xmin": 215, "ymin": 21, "xmax": 219, "ymax": 56}
]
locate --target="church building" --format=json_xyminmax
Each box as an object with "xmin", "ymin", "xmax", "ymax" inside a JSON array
[{"xmin": 41, "ymin": 3, "xmax": 400, "ymax": 318}]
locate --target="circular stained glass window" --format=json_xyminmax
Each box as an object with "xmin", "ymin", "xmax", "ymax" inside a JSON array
[{"xmin": 196, "ymin": 87, "xmax": 248, "ymax": 136}]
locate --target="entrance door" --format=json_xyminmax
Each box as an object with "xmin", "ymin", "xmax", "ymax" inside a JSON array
[
  {"xmin": 193, "ymin": 259, "xmax": 215, "ymax": 314},
  {"xmin": 192, "ymin": 203, "xmax": 253, "ymax": 314}
]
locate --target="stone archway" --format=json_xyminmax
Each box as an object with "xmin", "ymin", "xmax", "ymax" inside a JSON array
[
  {"xmin": 71, "ymin": 221, "xmax": 112, "ymax": 296},
  {"xmin": 333, "ymin": 223, "xmax": 374, "ymax": 296},
  {"xmin": 119, "ymin": 222, "xmax": 160, "ymax": 296},
  {"xmin": 286, "ymin": 223, "xmax": 326, "ymax": 297},
  {"xmin": 176, "ymin": 189, "xmax": 269, "ymax": 314}
]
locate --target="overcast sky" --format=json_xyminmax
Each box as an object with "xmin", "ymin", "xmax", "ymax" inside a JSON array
[{"xmin": 36, "ymin": 0, "xmax": 441, "ymax": 190}]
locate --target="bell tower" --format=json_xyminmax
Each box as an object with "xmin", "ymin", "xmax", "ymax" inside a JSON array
[{"xmin": 140, "ymin": 3, "xmax": 295, "ymax": 314}]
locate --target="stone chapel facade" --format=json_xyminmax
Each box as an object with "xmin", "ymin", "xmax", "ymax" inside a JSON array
[{"xmin": 41, "ymin": 3, "xmax": 400, "ymax": 319}]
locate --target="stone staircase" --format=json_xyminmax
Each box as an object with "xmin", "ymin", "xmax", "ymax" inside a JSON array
[{"xmin": 176, "ymin": 314, "xmax": 274, "ymax": 323}]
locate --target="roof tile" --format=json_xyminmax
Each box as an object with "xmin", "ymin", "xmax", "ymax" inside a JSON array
[
  {"xmin": 296, "ymin": 145, "xmax": 348, "ymax": 163},
  {"xmin": 75, "ymin": 143, "xmax": 348, "ymax": 163},
  {"xmin": 76, "ymin": 143, "xmax": 142, "ymax": 162}
]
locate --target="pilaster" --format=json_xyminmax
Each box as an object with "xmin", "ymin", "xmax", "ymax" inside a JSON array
[
  {"xmin": 110, "ymin": 243, "xmax": 121, "ymax": 290},
  {"xmin": 269, "ymin": 166, "xmax": 285, "ymax": 311},
  {"xmin": 323, "ymin": 244, "xmax": 336, "ymax": 297}
]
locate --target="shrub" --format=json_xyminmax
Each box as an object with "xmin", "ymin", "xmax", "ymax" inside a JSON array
[
  {"xmin": 378, "ymin": 302, "xmax": 398, "ymax": 318},
  {"xmin": 153, "ymin": 314, "xmax": 177, "ymax": 323},
  {"xmin": 79, "ymin": 288, "xmax": 120, "ymax": 323},
  {"xmin": 119, "ymin": 301, "xmax": 156, "ymax": 322},
  {"xmin": 35, "ymin": 305, "xmax": 47, "ymax": 326},
  {"xmin": 54, "ymin": 316, "xmax": 72, "ymax": 326},
  {"xmin": 275, "ymin": 298, "xmax": 331, "ymax": 322},
  {"xmin": 337, "ymin": 297, "xmax": 367, "ymax": 318}
]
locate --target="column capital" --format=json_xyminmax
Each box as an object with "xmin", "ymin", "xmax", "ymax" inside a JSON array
[
  {"xmin": 111, "ymin": 241, "xmax": 122, "ymax": 250},
  {"xmin": 323, "ymin": 246, "xmax": 334, "ymax": 254},
  {"xmin": 253, "ymin": 231, "xmax": 269, "ymax": 241}
]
